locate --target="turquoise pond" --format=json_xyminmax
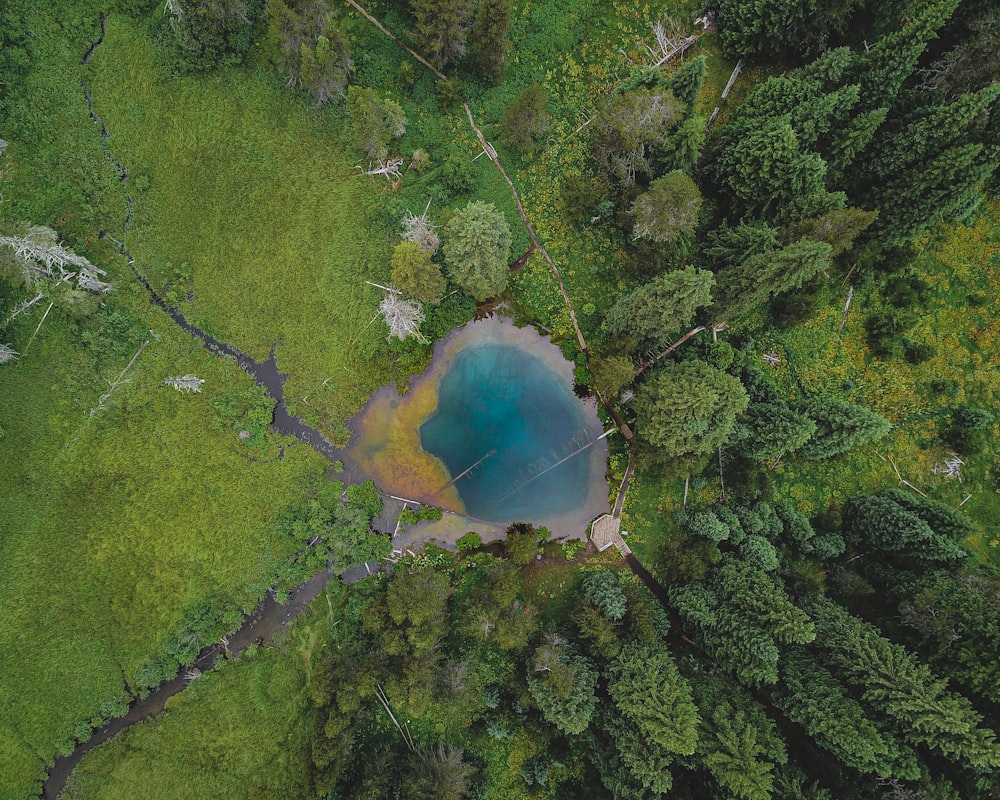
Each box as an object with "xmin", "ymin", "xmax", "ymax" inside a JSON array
[
  {"xmin": 420, "ymin": 343, "xmax": 598, "ymax": 522},
  {"xmin": 343, "ymin": 317, "xmax": 610, "ymax": 541}
]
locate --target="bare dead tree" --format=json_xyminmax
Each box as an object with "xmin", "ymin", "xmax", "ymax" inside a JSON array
[
  {"xmin": 375, "ymin": 683, "xmax": 416, "ymax": 751},
  {"xmin": 0, "ymin": 225, "xmax": 111, "ymax": 293},
  {"xmin": 359, "ymin": 156, "xmax": 404, "ymax": 188},
  {"xmin": 4, "ymin": 292, "xmax": 45, "ymax": 325},
  {"xmin": 163, "ymin": 375, "xmax": 205, "ymax": 393},
  {"xmin": 164, "ymin": 0, "xmax": 183, "ymax": 18},
  {"xmin": 88, "ymin": 338, "xmax": 151, "ymax": 417},
  {"xmin": 645, "ymin": 17, "xmax": 699, "ymax": 67},
  {"xmin": 401, "ymin": 202, "xmax": 440, "ymax": 254},
  {"xmin": 762, "ymin": 352, "xmax": 781, "ymax": 366},
  {"xmin": 184, "ymin": 667, "xmax": 202, "ymax": 683},
  {"xmin": 0, "ymin": 344, "xmax": 17, "ymax": 364},
  {"xmin": 721, "ymin": 61, "xmax": 742, "ymax": 99},
  {"xmin": 838, "ymin": 286, "xmax": 854, "ymax": 333},
  {"xmin": 379, "ymin": 291, "xmax": 426, "ymax": 342},
  {"xmin": 933, "ymin": 453, "xmax": 964, "ymax": 481}
]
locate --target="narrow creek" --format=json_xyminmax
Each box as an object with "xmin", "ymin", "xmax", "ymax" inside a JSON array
[{"xmin": 42, "ymin": 19, "xmax": 355, "ymax": 799}]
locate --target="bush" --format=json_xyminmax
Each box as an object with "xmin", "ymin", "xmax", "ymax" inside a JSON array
[{"xmin": 457, "ymin": 532, "xmax": 482, "ymax": 551}]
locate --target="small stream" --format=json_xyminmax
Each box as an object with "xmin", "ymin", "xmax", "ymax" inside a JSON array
[{"xmin": 41, "ymin": 18, "xmax": 357, "ymax": 799}]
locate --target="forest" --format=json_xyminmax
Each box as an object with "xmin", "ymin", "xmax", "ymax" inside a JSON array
[{"xmin": 0, "ymin": 0, "xmax": 998, "ymax": 798}]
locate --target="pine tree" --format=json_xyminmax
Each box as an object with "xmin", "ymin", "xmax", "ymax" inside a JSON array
[
  {"xmin": 443, "ymin": 201, "xmax": 511, "ymax": 300},
  {"xmin": 391, "ymin": 242, "xmax": 445, "ymax": 304},
  {"xmin": 779, "ymin": 207, "xmax": 878, "ymax": 256},
  {"xmin": 501, "ymin": 84, "xmax": 550, "ymax": 150},
  {"xmin": 665, "ymin": 55, "xmax": 707, "ymax": 113},
  {"xmin": 604, "ymin": 266, "xmax": 714, "ymax": 351},
  {"xmin": 732, "ymin": 401, "xmax": 817, "ymax": 462},
  {"xmin": 708, "ymin": 116, "xmax": 844, "ymax": 225},
  {"xmin": 468, "ymin": 0, "xmax": 511, "ymax": 83},
  {"xmin": 527, "ymin": 637, "xmax": 598, "ymax": 735},
  {"xmin": 409, "ymin": 0, "xmax": 476, "ymax": 69},
  {"xmin": 793, "ymin": 396, "xmax": 891, "ymax": 459},
  {"xmin": 634, "ymin": 361, "xmax": 749, "ymax": 466},
  {"xmin": 808, "ymin": 595, "xmax": 1000, "ymax": 769},
  {"xmin": 606, "ymin": 642, "xmax": 700, "ymax": 758},
  {"xmin": 842, "ymin": 494, "xmax": 967, "ymax": 562},
  {"xmin": 710, "ymin": 239, "xmax": 833, "ymax": 321},
  {"xmin": 347, "ymin": 86, "xmax": 406, "ymax": 161},
  {"xmin": 628, "ymin": 171, "xmax": 703, "ymax": 244}
]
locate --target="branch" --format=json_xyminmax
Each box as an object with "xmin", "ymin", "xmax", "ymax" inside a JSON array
[
  {"xmin": 632, "ymin": 325, "xmax": 706, "ymax": 378},
  {"xmin": 89, "ymin": 338, "xmax": 150, "ymax": 417}
]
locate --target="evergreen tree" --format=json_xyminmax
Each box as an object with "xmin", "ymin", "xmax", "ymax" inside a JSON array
[
  {"xmin": 628, "ymin": 171, "xmax": 703, "ymax": 244},
  {"xmin": 808, "ymin": 596, "xmax": 1000, "ymax": 769},
  {"xmin": 710, "ymin": 239, "xmax": 833, "ymax": 321},
  {"xmin": 779, "ymin": 207, "xmax": 878, "ymax": 257},
  {"xmin": 409, "ymin": 0, "xmax": 476, "ymax": 69},
  {"xmin": 391, "ymin": 242, "xmax": 446, "ymax": 304},
  {"xmin": 443, "ymin": 201, "xmax": 511, "ymax": 300},
  {"xmin": 634, "ymin": 361, "xmax": 749, "ymax": 468},
  {"xmin": 347, "ymin": 86, "xmax": 406, "ymax": 161},
  {"xmin": 772, "ymin": 650, "xmax": 915, "ymax": 777},
  {"xmin": 604, "ymin": 266, "xmax": 714, "ymax": 351},
  {"xmin": 271, "ymin": 4, "xmax": 351, "ymax": 105},
  {"xmin": 591, "ymin": 87, "xmax": 686, "ymax": 185},
  {"xmin": 732, "ymin": 401, "xmax": 817, "ymax": 462},
  {"xmin": 708, "ymin": 116, "xmax": 844, "ymax": 225},
  {"xmin": 701, "ymin": 220, "xmax": 780, "ymax": 269},
  {"xmin": 501, "ymin": 84, "xmax": 550, "ymax": 150},
  {"xmin": 842, "ymin": 494, "xmax": 967, "ymax": 561},
  {"xmin": 166, "ymin": 0, "xmax": 265, "ymax": 73},
  {"xmin": 468, "ymin": 0, "xmax": 511, "ymax": 82},
  {"xmin": 793, "ymin": 396, "xmax": 891, "ymax": 459},
  {"xmin": 581, "ymin": 569, "xmax": 628, "ymax": 620},
  {"xmin": 665, "ymin": 55, "xmax": 707, "ymax": 113},
  {"xmin": 606, "ymin": 642, "xmax": 700, "ymax": 773},
  {"xmin": 527, "ymin": 636, "xmax": 598, "ymax": 735},
  {"xmin": 663, "ymin": 114, "xmax": 707, "ymax": 172}
]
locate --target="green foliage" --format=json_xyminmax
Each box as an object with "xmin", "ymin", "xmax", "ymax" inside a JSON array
[
  {"xmin": 634, "ymin": 360, "xmax": 749, "ymax": 468},
  {"xmin": 809, "ymin": 595, "xmax": 1000, "ymax": 768},
  {"xmin": 591, "ymin": 87, "xmax": 685, "ymax": 185},
  {"xmin": 780, "ymin": 207, "xmax": 878, "ymax": 257},
  {"xmin": 409, "ymin": 0, "xmax": 475, "ymax": 69},
  {"xmin": 842, "ymin": 493, "xmax": 967, "ymax": 561},
  {"xmin": 628, "ymin": 171, "xmax": 703, "ymax": 244},
  {"xmin": 739, "ymin": 534, "xmax": 779, "ymax": 572},
  {"xmin": 688, "ymin": 510, "xmax": 731, "ymax": 543},
  {"xmin": 391, "ymin": 242, "xmax": 446, "ymax": 303},
  {"xmin": 793, "ymin": 396, "xmax": 892, "ymax": 459},
  {"xmin": 581, "ymin": 569, "xmax": 627, "ymax": 620},
  {"xmin": 347, "ymin": 85, "xmax": 406, "ymax": 161},
  {"xmin": 527, "ymin": 636, "xmax": 597, "ymax": 735},
  {"xmin": 732, "ymin": 401, "xmax": 817, "ymax": 462},
  {"xmin": 468, "ymin": 0, "xmax": 511, "ymax": 83},
  {"xmin": 773, "ymin": 649, "xmax": 907, "ymax": 777},
  {"xmin": 589, "ymin": 354, "xmax": 635, "ymax": 398},
  {"xmin": 270, "ymin": 3, "xmax": 351, "ymax": 105},
  {"xmin": 708, "ymin": 116, "xmax": 844, "ymax": 226},
  {"xmin": 665, "ymin": 55, "xmax": 707, "ymax": 113},
  {"xmin": 504, "ymin": 522, "xmax": 540, "ymax": 566},
  {"xmin": 443, "ymin": 201, "xmax": 512, "ymax": 300},
  {"xmin": 501, "ymin": 84, "xmax": 550, "ymax": 151},
  {"xmin": 604, "ymin": 265, "xmax": 714, "ymax": 351},
  {"xmin": 456, "ymin": 532, "xmax": 482, "ymax": 551},
  {"xmin": 710, "ymin": 239, "xmax": 833, "ymax": 321},
  {"xmin": 165, "ymin": 0, "xmax": 265, "ymax": 73},
  {"xmin": 606, "ymin": 642, "xmax": 700, "ymax": 758}
]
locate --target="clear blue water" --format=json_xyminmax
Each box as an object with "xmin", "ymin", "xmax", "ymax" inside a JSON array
[{"xmin": 419, "ymin": 344, "xmax": 596, "ymax": 522}]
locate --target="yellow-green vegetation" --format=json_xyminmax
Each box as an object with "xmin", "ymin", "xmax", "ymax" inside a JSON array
[
  {"xmin": 85, "ymin": 15, "xmax": 399, "ymax": 431},
  {"xmin": 64, "ymin": 596, "xmax": 330, "ymax": 800}
]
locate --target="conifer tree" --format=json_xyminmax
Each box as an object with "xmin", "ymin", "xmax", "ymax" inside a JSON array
[
  {"xmin": 468, "ymin": 0, "xmax": 511, "ymax": 83},
  {"xmin": 633, "ymin": 361, "xmax": 748, "ymax": 468},
  {"xmin": 606, "ymin": 642, "xmax": 700, "ymax": 758},
  {"xmin": 409, "ymin": 0, "xmax": 476, "ymax": 69},
  {"xmin": 808, "ymin": 596, "xmax": 1000, "ymax": 769},
  {"xmin": 665, "ymin": 55, "xmax": 707, "ymax": 113},
  {"xmin": 628, "ymin": 171, "xmax": 703, "ymax": 244},
  {"xmin": 793, "ymin": 396, "xmax": 891, "ymax": 459},
  {"xmin": 710, "ymin": 239, "xmax": 833, "ymax": 321},
  {"xmin": 443, "ymin": 201, "xmax": 511, "ymax": 300},
  {"xmin": 391, "ymin": 242, "xmax": 445, "ymax": 304},
  {"xmin": 604, "ymin": 266, "xmax": 714, "ymax": 351}
]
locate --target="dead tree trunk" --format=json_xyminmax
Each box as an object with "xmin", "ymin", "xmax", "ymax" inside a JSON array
[{"xmin": 721, "ymin": 61, "xmax": 742, "ymax": 99}]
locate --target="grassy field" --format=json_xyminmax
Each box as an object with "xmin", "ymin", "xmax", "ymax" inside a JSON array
[{"xmin": 63, "ymin": 591, "xmax": 333, "ymax": 800}]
